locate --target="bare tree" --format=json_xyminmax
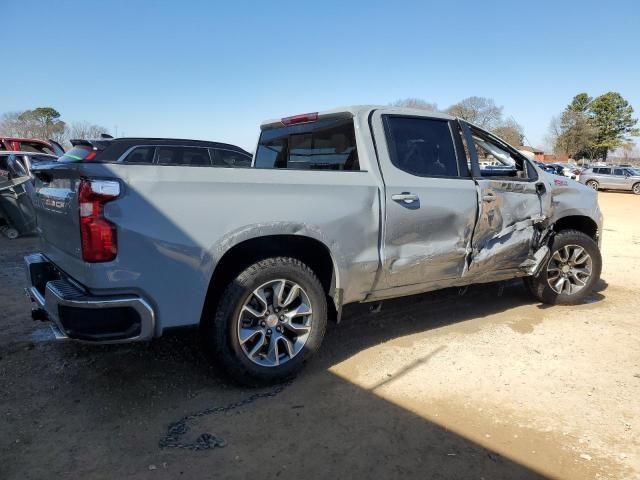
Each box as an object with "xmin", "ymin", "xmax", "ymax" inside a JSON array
[
  {"xmin": 492, "ymin": 118, "xmax": 525, "ymax": 146},
  {"xmin": 67, "ymin": 121, "xmax": 110, "ymax": 141},
  {"xmin": 549, "ymin": 109, "xmax": 597, "ymax": 159},
  {"xmin": 445, "ymin": 96, "xmax": 503, "ymax": 130},
  {"xmin": 391, "ymin": 98, "xmax": 439, "ymax": 112}
]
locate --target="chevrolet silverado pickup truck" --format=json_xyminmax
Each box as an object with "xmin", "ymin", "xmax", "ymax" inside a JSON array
[{"xmin": 25, "ymin": 106, "xmax": 603, "ymax": 385}]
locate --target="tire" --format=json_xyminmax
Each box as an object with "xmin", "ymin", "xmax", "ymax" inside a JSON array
[
  {"xmin": 633, "ymin": 183, "xmax": 640, "ymax": 195},
  {"xmin": 586, "ymin": 180, "xmax": 599, "ymax": 191},
  {"xmin": 203, "ymin": 257, "xmax": 327, "ymax": 386},
  {"xmin": 525, "ymin": 229, "xmax": 602, "ymax": 305}
]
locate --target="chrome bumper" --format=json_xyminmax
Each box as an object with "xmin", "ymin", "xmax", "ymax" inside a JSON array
[{"xmin": 24, "ymin": 253, "xmax": 156, "ymax": 343}]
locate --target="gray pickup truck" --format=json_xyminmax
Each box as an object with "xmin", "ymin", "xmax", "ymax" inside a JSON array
[{"xmin": 25, "ymin": 106, "xmax": 603, "ymax": 385}]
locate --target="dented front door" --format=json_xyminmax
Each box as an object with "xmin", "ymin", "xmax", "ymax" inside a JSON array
[
  {"xmin": 462, "ymin": 123, "xmax": 543, "ymax": 275},
  {"xmin": 370, "ymin": 111, "xmax": 478, "ymax": 294}
]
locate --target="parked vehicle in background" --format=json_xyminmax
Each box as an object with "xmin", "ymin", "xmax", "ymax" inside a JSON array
[
  {"xmin": 580, "ymin": 166, "xmax": 640, "ymax": 194},
  {"xmin": 24, "ymin": 106, "xmax": 603, "ymax": 385},
  {"xmin": 57, "ymin": 137, "xmax": 252, "ymax": 167},
  {"xmin": 0, "ymin": 154, "xmax": 37, "ymax": 238},
  {"xmin": 0, "ymin": 137, "xmax": 65, "ymax": 156},
  {"xmin": 0, "ymin": 151, "xmax": 59, "ymax": 177}
]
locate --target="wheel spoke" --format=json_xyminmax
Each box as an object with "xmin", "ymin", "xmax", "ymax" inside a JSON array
[
  {"xmin": 239, "ymin": 327, "xmax": 261, "ymax": 345},
  {"xmin": 247, "ymin": 332, "xmax": 266, "ymax": 358},
  {"xmin": 266, "ymin": 335, "xmax": 280, "ymax": 366},
  {"xmin": 569, "ymin": 246, "xmax": 585, "ymax": 264},
  {"xmin": 286, "ymin": 302, "xmax": 312, "ymax": 318},
  {"xmin": 243, "ymin": 304, "xmax": 264, "ymax": 318},
  {"xmin": 281, "ymin": 284, "xmax": 301, "ymax": 307},
  {"xmin": 284, "ymin": 321, "xmax": 311, "ymax": 335},
  {"xmin": 280, "ymin": 336, "xmax": 295, "ymax": 358},
  {"xmin": 272, "ymin": 280, "xmax": 286, "ymax": 308}
]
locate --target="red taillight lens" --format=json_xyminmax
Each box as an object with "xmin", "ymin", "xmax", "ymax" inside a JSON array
[
  {"xmin": 84, "ymin": 150, "xmax": 98, "ymax": 161},
  {"xmin": 281, "ymin": 112, "xmax": 318, "ymax": 125},
  {"xmin": 78, "ymin": 179, "xmax": 120, "ymax": 262}
]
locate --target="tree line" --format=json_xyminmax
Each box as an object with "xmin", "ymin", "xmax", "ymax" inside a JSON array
[
  {"xmin": 548, "ymin": 92, "xmax": 638, "ymax": 161},
  {"xmin": 391, "ymin": 96, "xmax": 526, "ymax": 147},
  {"xmin": 393, "ymin": 93, "xmax": 638, "ymax": 161},
  {"xmin": 0, "ymin": 107, "xmax": 109, "ymax": 148}
]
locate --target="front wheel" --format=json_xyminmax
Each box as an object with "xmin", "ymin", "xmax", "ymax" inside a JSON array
[
  {"xmin": 633, "ymin": 183, "xmax": 640, "ymax": 195},
  {"xmin": 525, "ymin": 229, "xmax": 602, "ymax": 305},
  {"xmin": 586, "ymin": 180, "xmax": 599, "ymax": 191},
  {"xmin": 203, "ymin": 257, "xmax": 327, "ymax": 386}
]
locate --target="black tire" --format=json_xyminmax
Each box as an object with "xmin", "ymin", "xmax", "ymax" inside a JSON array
[
  {"xmin": 633, "ymin": 183, "xmax": 640, "ymax": 195},
  {"xmin": 586, "ymin": 180, "xmax": 599, "ymax": 191},
  {"xmin": 203, "ymin": 257, "xmax": 327, "ymax": 386},
  {"xmin": 525, "ymin": 229, "xmax": 602, "ymax": 305}
]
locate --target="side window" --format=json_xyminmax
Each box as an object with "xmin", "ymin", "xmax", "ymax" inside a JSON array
[
  {"xmin": 156, "ymin": 147, "xmax": 211, "ymax": 166},
  {"xmin": 123, "ymin": 146, "xmax": 155, "ymax": 164},
  {"xmin": 600, "ymin": 168, "xmax": 611, "ymax": 175},
  {"xmin": 470, "ymin": 131, "xmax": 527, "ymax": 179},
  {"xmin": 613, "ymin": 168, "xmax": 624, "ymax": 176},
  {"xmin": 212, "ymin": 149, "xmax": 252, "ymax": 167},
  {"xmin": 255, "ymin": 118, "xmax": 359, "ymax": 171},
  {"xmin": 384, "ymin": 116, "xmax": 459, "ymax": 177}
]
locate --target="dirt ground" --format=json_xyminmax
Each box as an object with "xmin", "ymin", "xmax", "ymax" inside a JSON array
[{"xmin": 1, "ymin": 191, "xmax": 638, "ymax": 480}]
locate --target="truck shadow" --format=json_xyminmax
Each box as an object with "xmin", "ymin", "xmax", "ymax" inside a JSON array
[{"xmin": 8, "ymin": 278, "xmax": 603, "ymax": 479}]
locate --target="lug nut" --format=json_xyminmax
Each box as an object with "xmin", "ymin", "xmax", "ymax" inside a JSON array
[
  {"xmin": 279, "ymin": 315, "xmax": 285, "ymax": 321},
  {"xmin": 267, "ymin": 329, "xmax": 272, "ymax": 335},
  {"xmin": 276, "ymin": 326, "xmax": 282, "ymax": 332},
  {"xmin": 260, "ymin": 321, "xmax": 266, "ymax": 327}
]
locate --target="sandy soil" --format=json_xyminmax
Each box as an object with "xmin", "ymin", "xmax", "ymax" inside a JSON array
[{"xmin": 0, "ymin": 191, "xmax": 638, "ymax": 479}]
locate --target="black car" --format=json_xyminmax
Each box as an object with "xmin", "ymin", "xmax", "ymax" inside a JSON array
[{"xmin": 58, "ymin": 137, "xmax": 253, "ymax": 168}]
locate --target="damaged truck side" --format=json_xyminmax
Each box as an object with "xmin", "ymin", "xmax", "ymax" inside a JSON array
[{"xmin": 25, "ymin": 106, "xmax": 603, "ymax": 385}]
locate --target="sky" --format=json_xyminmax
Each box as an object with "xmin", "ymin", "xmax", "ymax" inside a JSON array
[{"xmin": 2, "ymin": 0, "xmax": 639, "ymax": 151}]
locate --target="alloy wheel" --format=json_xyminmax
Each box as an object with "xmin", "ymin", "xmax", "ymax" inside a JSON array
[
  {"xmin": 236, "ymin": 279, "xmax": 313, "ymax": 367},
  {"xmin": 546, "ymin": 244, "xmax": 593, "ymax": 295}
]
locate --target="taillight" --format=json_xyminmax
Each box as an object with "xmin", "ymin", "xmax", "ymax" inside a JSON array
[
  {"xmin": 84, "ymin": 150, "xmax": 98, "ymax": 161},
  {"xmin": 78, "ymin": 179, "xmax": 120, "ymax": 262},
  {"xmin": 281, "ymin": 112, "xmax": 318, "ymax": 125}
]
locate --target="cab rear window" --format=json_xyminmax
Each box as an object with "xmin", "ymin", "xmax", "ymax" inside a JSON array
[{"xmin": 255, "ymin": 117, "xmax": 359, "ymax": 171}]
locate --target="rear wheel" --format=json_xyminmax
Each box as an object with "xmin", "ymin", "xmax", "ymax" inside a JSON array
[
  {"xmin": 586, "ymin": 180, "xmax": 599, "ymax": 191},
  {"xmin": 203, "ymin": 257, "xmax": 327, "ymax": 386},
  {"xmin": 633, "ymin": 183, "xmax": 640, "ymax": 195},
  {"xmin": 526, "ymin": 229, "xmax": 601, "ymax": 305}
]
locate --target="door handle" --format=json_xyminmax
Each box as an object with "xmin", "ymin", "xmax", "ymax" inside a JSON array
[
  {"xmin": 392, "ymin": 192, "xmax": 419, "ymax": 204},
  {"xmin": 482, "ymin": 192, "xmax": 497, "ymax": 202}
]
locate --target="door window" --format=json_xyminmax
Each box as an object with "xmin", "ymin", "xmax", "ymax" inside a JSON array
[
  {"xmin": 468, "ymin": 129, "xmax": 530, "ymax": 179},
  {"xmin": 212, "ymin": 149, "xmax": 252, "ymax": 167},
  {"xmin": 123, "ymin": 146, "xmax": 155, "ymax": 163},
  {"xmin": 156, "ymin": 147, "xmax": 212, "ymax": 166},
  {"xmin": 384, "ymin": 116, "xmax": 459, "ymax": 177},
  {"xmin": 613, "ymin": 168, "xmax": 624, "ymax": 176}
]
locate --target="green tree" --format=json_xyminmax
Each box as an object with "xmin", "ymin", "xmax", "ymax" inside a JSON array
[
  {"xmin": 12, "ymin": 107, "xmax": 67, "ymax": 142},
  {"xmin": 589, "ymin": 92, "xmax": 639, "ymax": 160}
]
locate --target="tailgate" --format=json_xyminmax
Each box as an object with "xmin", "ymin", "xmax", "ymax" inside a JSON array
[{"xmin": 31, "ymin": 162, "xmax": 119, "ymax": 279}]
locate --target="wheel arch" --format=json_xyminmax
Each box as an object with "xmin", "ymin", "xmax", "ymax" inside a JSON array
[
  {"xmin": 201, "ymin": 234, "xmax": 340, "ymax": 326},
  {"xmin": 553, "ymin": 215, "xmax": 599, "ymax": 241}
]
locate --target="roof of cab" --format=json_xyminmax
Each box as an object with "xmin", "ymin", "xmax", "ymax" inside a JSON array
[{"xmin": 260, "ymin": 105, "xmax": 456, "ymax": 130}]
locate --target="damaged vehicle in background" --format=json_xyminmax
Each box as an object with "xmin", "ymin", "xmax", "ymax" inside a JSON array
[{"xmin": 24, "ymin": 106, "xmax": 603, "ymax": 385}]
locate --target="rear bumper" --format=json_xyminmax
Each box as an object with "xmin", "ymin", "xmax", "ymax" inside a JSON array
[{"xmin": 24, "ymin": 253, "xmax": 155, "ymax": 343}]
